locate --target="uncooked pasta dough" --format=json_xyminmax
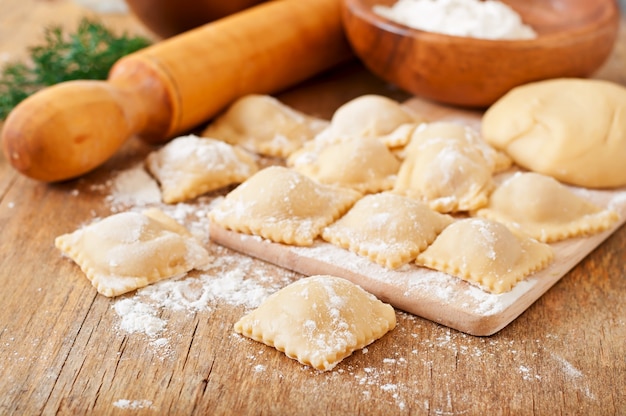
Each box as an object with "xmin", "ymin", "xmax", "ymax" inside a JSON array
[{"xmin": 482, "ymin": 78, "xmax": 626, "ymax": 188}]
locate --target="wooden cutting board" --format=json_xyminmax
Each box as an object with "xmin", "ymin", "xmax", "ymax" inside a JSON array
[{"xmin": 209, "ymin": 96, "xmax": 626, "ymax": 336}]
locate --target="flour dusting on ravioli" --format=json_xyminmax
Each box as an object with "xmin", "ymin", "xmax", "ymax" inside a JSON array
[
  {"xmin": 234, "ymin": 275, "xmax": 396, "ymax": 371},
  {"xmin": 290, "ymin": 137, "xmax": 401, "ymax": 193},
  {"xmin": 476, "ymin": 172, "xmax": 619, "ymax": 242},
  {"xmin": 201, "ymin": 94, "xmax": 328, "ymax": 158},
  {"xmin": 55, "ymin": 209, "xmax": 211, "ymax": 297},
  {"xmin": 209, "ymin": 166, "xmax": 361, "ymax": 246},
  {"xmin": 416, "ymin": 218, "xmax": 554, "ymax": 294},
  {"xmin": 394, "ymin": 136, "xmax": 494, "ymax": 213},
  {"xmin": 146, "ymin": 135, "xmax": 258, "ymax": 204},
  {"xmin": 323, "ymin": 193, "xmax": 452, "ymax": 268}
]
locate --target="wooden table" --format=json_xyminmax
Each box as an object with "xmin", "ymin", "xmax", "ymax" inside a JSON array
[{"xmin": 1, "ymin": 1, "xmax": 625, "ymax": 414}]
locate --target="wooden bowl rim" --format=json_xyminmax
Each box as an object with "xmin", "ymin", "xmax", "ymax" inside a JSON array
[{"xmin": 343, "ymin": 0, "xmax": 620, "ymax": 47}]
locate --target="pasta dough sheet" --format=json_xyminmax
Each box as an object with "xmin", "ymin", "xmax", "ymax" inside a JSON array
[{"xmin": 210, "ymin": 182, "xmax": 626, "ymax": 336}]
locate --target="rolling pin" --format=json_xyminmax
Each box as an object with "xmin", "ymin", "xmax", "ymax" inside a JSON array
[{"xmin": 1, "ymin": 0, "xmax": 352, "ymax": 182}]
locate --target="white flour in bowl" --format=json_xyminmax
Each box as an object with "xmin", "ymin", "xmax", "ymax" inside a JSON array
[{"xmin": 374, "ymin": 0, "xmax": 537, "ymax": 40}]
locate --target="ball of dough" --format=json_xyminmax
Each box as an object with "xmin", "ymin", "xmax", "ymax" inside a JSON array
[{"xmin": 481, "ymin": 78, "xmax": 626, "ymax": 188}]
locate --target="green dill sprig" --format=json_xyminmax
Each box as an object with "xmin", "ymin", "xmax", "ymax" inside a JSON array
[{"xmin": 0, "ymin": 18, "xmax": 152, "ymax": 120}]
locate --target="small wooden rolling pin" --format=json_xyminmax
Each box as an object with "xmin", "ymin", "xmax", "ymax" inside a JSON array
[{"xmin": 1, "ymin": 0, "xmax": 352, "ymax": 182}]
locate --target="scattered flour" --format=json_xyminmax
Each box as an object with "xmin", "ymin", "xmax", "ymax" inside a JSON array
[
  {"xmin": 291, "ymin": 241, "xmax": 532, "ymax": 319},
  {"xmin": 113, "ymin": 298, "xmax": 166, "ymax": 338},
  {"xmin": 136, "ymin": 254, "xmax": 283, "ymax": 312},
  {"xmin": 104, "ymin": 164, "xmax": 162, "ymax": 210},
  {"xmin": 518, "ymin": 365, "xmax": 532, "ymax": 381},
  {"xmin": 352, "ymin": 362, "xmax": 409, "ymax": 410},
  {"xmin": 549, "ymin": 352, "xmax": 596, "ymax": 400},
  {"xmin": 112, "ymin": 245, "xmax": 296, "ymax": 348},
  {"xmin": 113, "ymin": 399, "xmax": 153, "ymax": 410},
  {"xmin": 552, "ymin": 354, "xmax": 583, "ymax": 379},
  {"xmin": 608, "ymin": 189, "xmax": 626, "ymax": 212}
]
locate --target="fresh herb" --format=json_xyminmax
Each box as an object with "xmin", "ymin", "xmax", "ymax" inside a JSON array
[{"xmin": 0, "ymin": 18, "xmax": 152, "ymax": 119}]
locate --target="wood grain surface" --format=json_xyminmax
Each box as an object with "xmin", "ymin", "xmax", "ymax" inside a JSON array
[{"xmin": 1, "ymin": 1, "xmax": 625, "ymax": 415}]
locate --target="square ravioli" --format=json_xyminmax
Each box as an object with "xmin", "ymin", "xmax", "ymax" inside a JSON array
[
  {"xmin": 318, "ymin": 94, "xmax": 426, "ymax": 148},
  {"xmin": 145, "ymin": 134, "xmax": 258, "ymax": 204},
  {"xmin": 322, "ymin": 192, "xmax": 453, "ymax": 268},
  {"xmin": 209, "ymin": 166, "xmax": 362, "ymax": 246},
  {"xmin": 234, "ymin": 275, "xmax": 396, "ymax": 371},
  {"xmin": 55, "ymin": 209, "xmax": 211, "ymax": 297},
  {"xmin": 408, "ymin": 121, "xmax": 512, "ymax": 173},
  {"xmin": 289, "ymin": 137, "xmax": 401, "ymax": 194},
  {"xmin": 394, "ymin": 132, "xmax": 494, "ymax": 213},
  {"xmin": 201, "ymin": 94, "xmax": 329, "ymax": 158},
  {"xmin": 416, "ymin": 218, "xmax": 554, "ymax": 294},
  {"xmin": 475, "ymin": 172, "xmax": 619, "ymax": 242}
]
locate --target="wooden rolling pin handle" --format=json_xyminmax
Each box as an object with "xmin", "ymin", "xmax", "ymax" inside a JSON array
[
  {"xmin": 1, "ymin": 61, "xmax": 172, "ymax": 182},
  {"xmin": 1, "ymin": 0, "xmax": 352, "ymax": 182}
]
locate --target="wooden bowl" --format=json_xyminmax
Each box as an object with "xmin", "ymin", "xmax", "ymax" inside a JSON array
[
  {"xmin": 124, "ymin": 0, "xmax": 266, "ymax": 38},
  {"xmin": 341, "ymin": 0, "xmax": 621, "ymax": 108}
]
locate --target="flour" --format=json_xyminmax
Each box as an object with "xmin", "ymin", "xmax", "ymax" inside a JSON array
[
  {"xmin": 112, "ymin": 399, "xmax": 153, "ymax": 410},
  {"xmin": 551, "ymin": 353, "xmax": 583, "ymax": 379},
  {"xmin": 353, "ymin": 361, "xmax": 409, "ymax": 410},
  {"xmin": 290, "ymin": 240, "xmax": 528, "ymax": 318},
  {"xmin": 608, "ymin": 189, "xmax": 626, "ymax": 211},
  {"xmin": 104, "ymin": 164, "xmax": 162, "ymax": 210},
  {"xmin": 518, "ymin": 365, "xmax": 533, "ymax": 381},
  {"xmin": 138, "ymin": 254, "xmax": 285, "ymax": 311},
  {"xmin": 374, "ymin": 0, "xmax": 536, "ymax": 40},
  {"xmin": 73, "ymin": 0, "xmax": 128, "ymax": 14},
  {"xmin": 113, "ymin": 298, "xmax": 166, "ymax": 338},
  {"xmin": 111, "ymin": 244, "xmax": 297, "ymax": 346}
]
